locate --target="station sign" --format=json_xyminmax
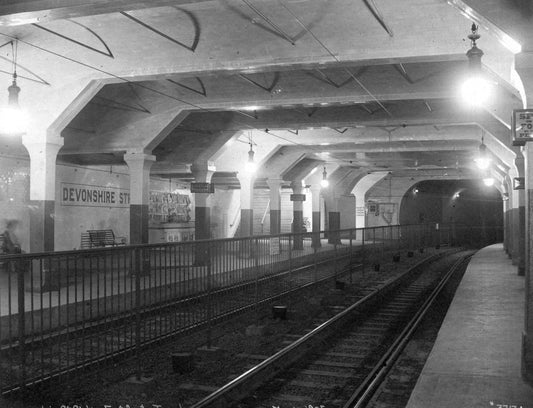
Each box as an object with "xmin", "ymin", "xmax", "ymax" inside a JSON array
[
  {"xmin": 60, "ymin": 182, "xmax": 130, "ymax": 207},
  {"xmin": 513, "ymin": 177, "xmax": 525, "ymax": 190},
  {"xmin": 290, "ymin": 194, "xmax": 306, "ymax": 202},
  {"xmin": 190, "ymin": 182, "xmax": 215, "ymax": 194},
  {"xmin": 512, "ymin": 109, "xmax": 533, "ymax": 146}
]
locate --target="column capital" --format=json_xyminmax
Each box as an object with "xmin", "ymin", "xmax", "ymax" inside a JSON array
[
  {"xmin": 290, "ymin": 181, "xmax": 304, "ymax": 194},
  {"xmin": 191, "ymin": 162, "xmax": 216, "ymax": 183},
  {"xmin": 124, "ymin": 151, "xmax": 156, "ymax": 165},
  {"xmin": 236, "ymin": 172, "xmax": 257, "ymax": 185},
  {"xmin": 22, "ymin": 129, "xmax": 63, "ymax": 147},
  {"xmin": 266, "ymin": 177, "xmax": 284, "ymax": 189},
  {"xmin": 22, "ymin": 136, "xmax": 64, "ymax": 155},
  {"xmin": 309, "ymin": 184, "xmax": 322, "ymax": 194}
]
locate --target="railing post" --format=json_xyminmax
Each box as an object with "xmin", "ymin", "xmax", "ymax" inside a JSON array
[
  {"xmin": 17, "ymin": 261, "xmax": 26, "ymax": 388},
  {"xmin": 207, "ymin": 243, "xmax": 213, "ymax": 348},
  {"xmin": 334, "ymin": 240, "xmax": 338, "ymax": 286},
  {"xmin": 349, "ymin": 229, "xmax": 353, "ymax": 283},
  {"xmin": 313, "ymin": 244, "xmax": 318, "ymax": 283},
  {"xmin": 288, "ymin": 234, "xmax": 293, "ymax": 307},
  {"xmin": 254, "ymin": 237, "xmax": 259, "ymax": 318},
  {"xmin": 389, "ymin": 224, "xmax": 393, "ymax": 252},
  {"xmin": 362, "ymin": 228, "xmax": 365, "ymax": 277},
  {"xmin": 134, "ymin": 247, "xmax": 142, "ymax": 380}
]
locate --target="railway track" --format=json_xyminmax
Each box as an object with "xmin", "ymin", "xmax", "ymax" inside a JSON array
[
  {"xmin": 1, "ymin": 245, "xmax": 366, "ymax": 396},
  {"xmin": 186, "ymin": 250, "xmax": 471, "ymax": 408}
]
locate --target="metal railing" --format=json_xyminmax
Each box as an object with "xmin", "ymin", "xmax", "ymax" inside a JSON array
[{"xmin": 0, "ymin": 222, "xmax": 502, "ymax": 396}]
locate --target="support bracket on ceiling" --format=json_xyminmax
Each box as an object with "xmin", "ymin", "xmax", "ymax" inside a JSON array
[
  {"xmin": 362, "ymin": 0, "xmax": 394, "ymax": 37},
  {"xmin": 33, "ymin": 20, "xmax": 114, "ymax": 58},
  {"xmin": 238, "ymin": 72, "xmax": 281, "ymax": 93},
  {"xmin": 121, "ymin": 10, "xmax": 200, "ymax": 52},
  {"xmin": 167, "ymin": 77, "xmax": 207, "ymax": 97}
]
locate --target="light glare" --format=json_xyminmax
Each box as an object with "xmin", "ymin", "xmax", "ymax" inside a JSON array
[
  {"xmin": 460, "ymin": 76, "xmax": 491, "ymax": 107},
  {"xmin": 244, "ymin": 161, "xmax": 257, "ymax": 173},
  {"xmin": 320, "ymin": 179, "xmax": 329, "ymax": 188},
  {"xmin": 475, "ymin": 156, "xmax": 491, "ymax": 170},
  {"xmin": 0, "ymin": 105, "xmax": 27, "ymax": 135},
  {"xmin": 483, "ymin": 177, "xmax": 495, "ymax": 187}
]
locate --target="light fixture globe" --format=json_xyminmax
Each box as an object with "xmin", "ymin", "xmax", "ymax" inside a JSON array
[
  {"xmin": 460, "ymin": 76, "xmax": 491, "ymax": 107},
  {"xmin": 0, "ymin": 75, "xmax": 27, "ymax": 136},
  {"xmin": 320, "ymin": 166, "xmax": 329, "ymax": 188},
  {"xmin": 474, "ymin": 138, "xmax": 491, "ymax": 170},
  {"xmin": 475, "ymin": 155, "xmax": 491, "ymax": 170},
  {"xmin": 244, "ymin": 143, "xmax": 256, "ymax": 173},
  {"xmin": 461, "ymin": 23, "xmax": 491, "ymax": 108}
]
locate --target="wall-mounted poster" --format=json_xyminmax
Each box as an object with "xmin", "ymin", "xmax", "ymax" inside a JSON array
[{"xmin": 149, "ymin": 191, "xmax": 191, "ymax": 223}]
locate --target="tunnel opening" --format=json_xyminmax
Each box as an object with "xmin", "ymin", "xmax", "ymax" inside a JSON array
[{"xmin": 399, "ymin": 179, "xmax": 503, "ymax": 247}]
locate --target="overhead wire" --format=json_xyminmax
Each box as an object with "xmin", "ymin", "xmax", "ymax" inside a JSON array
[
  {"xmin": 0, "ymin": 3, "xmax": 394, "ymax": 168},
  {"xmin": 277, "ymin": 0, "xmax": 393, "ymax": 118},
  {"xmin": 0, "ymin": 30, "xmax": 362, "ymax": 168}
]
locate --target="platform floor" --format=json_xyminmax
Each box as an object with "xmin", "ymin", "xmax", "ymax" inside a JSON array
[{"xmin": 406, "ymin": 244, "xmax": 533, "ymax": 408}]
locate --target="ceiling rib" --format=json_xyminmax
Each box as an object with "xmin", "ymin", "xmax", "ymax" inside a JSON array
[
  {"xmin": 238, "ymin": 72, "xmax": 281, "ymax": 93},
  {"xmin": 120, "ymin": 11, "xmax": 200, "ymax": 52},
  {"xmin": 393, "ymin": 64, "xmax": 414, "ymax": 84},
  {"xmin": 307, "ymin": 68, "xmax": 354, "ymax": 88},
  {"xmin": 362, "ymin": 0, "xmax": 394, "ymax": 37},
  {"xmin": 32, "ymin": 21, "xmax": 114, "ymax": 58},
  {"xmin": 90, "ymin": 96, "xmax": 151, "ymax": 113},
  {"xmin": 167, "ymin": 78, "xmax": 207, "ymax": 97},
  {"xmin": 331, "ymin": 127, "xmax": 349, "ymax": 134}
]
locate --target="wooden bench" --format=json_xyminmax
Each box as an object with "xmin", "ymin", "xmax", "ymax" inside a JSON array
[{"xmin": 81, "ymin": 229, "xmax": 126, "ymax": 249}]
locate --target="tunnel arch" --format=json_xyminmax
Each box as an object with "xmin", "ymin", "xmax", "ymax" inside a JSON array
[{"xmin": 399, "ymin": 179, "xmax": 504, "ymax": 244}]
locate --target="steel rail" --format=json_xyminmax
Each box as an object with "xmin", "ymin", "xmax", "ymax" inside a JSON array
[
  {"xmin": 343, "ymin": 254, "xmax": 472, "ymax": 408},
  {"xmin": 189, "ymin": 251, "xmax": 450, "ymax": 408}
]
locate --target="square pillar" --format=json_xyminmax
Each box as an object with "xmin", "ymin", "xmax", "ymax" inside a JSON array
[
  {"xmin": 310, "ymin": 185, "xmax": 321, "ymax": 248},
  {"xmin": 191, "ymin": 163, "xmax": 215, "ymax": 265},
  {"xmin": 22, "ymin": 137, "xmax": 63, "ymax": 253},
  {"xmin": 124, "ymin": 152, "xmax": 156, "ymax": 245},
  {"xmin": 291, "ymin": 182, "xmax": 304, "ymax": 250},
  {"xmin": 266, "ymin": 178, "xmax": 283, "ymax": 235}
]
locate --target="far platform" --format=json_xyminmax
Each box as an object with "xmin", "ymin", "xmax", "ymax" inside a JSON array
[{"xmin": 406, "ymin": 243, "xmax": 533, "ymax": 408}]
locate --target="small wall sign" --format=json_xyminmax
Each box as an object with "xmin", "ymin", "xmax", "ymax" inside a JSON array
[
  {"xmin": 191, "ymin": 182, "xmax": 215, "ymax": 194},
  {"xmin": 513, "ymin": 177, "xmax": 525, "ymax": 190},
  {"xmin": 290, "ymin": 193, "xmax": 306, "ymax": 201},
  {"xmin": 512, "ymin": 109, "xmax": 533, "ymax": 146}
]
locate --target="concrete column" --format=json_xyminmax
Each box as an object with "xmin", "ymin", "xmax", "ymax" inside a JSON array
[
  {"xmin": 291, "ymin": 182, "xmax": 304, "ymax": 250},
  {"xmin": 516, "ymin": 48, "xmax": 533, "ymax": 384},
  {"xmin": 523, "ymin": 142, "xmax": 533, "ymax": 382},
  {"xmin": 266, "ymin": 178, "xmax": 283, "ymax": 235},
  {"xmin": 310, "ymin": 185, "xmax": 321, "ymax": 248},
  {"xmin": 191, "ymin": 165, "xmax": 215, "ymax": 241},
  {"xmin": 502, "ymin": 183, "xmax": 511, "ymax": 256},
  {"xmin": 124, "ymin": 152, "xmax": 156, "ymax": 245},
  {"xmin": 191, "ymin": 164, "xmax": 215, "ymax": 264},
  {"xmin": 516, "ymin": 156, "xmax": 526, "ymax": 276},
  {"xmin": 237, "ymin": 173, "xmax": 255, "ymax": 237},
  {"xmin": 22, "ymin": 137, "xmax": 63, "ymax": 253},
  {"xmin": 325, "ymin": 192, "xmax": 341, "ymax": 244}
]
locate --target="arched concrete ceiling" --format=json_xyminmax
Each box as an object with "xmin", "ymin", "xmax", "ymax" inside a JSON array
[{"xmin": 0, "ymin": 0, "xmax": 527, "ymax": 190}]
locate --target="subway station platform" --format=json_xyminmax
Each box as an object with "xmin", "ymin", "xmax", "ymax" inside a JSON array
[{"xmin": 406, "ymin": 244, "xmax": 533, "ymax": 408}]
